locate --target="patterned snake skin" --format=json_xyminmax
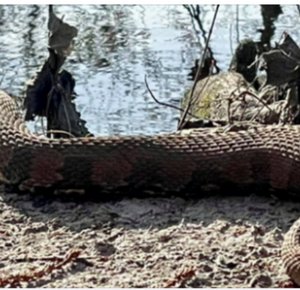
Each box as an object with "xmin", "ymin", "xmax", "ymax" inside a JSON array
[{"xmin": 1, "ymin": 90, "xmax": 300, "ymax": 284}]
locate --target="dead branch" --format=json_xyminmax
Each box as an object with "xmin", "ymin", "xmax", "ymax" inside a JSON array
[
  {"xmin": 183, "ymin": 5, "xmax": 203, "ymax": 49},
  {"xmin": 249, "ymin": 92, "xmax": 275, "ymax": 122},
  {"xmin": 238, "ymin": 91, "xmax": 276, "ymax": 114},
  {"xmin": 228, "ymin": 75, "xmax": 259, "ymax": 121},
  {"xmin": 183, "ymin": 5, "xmax": 206, "ymax": 44},
  {"xmin": 144, "ymin": 75, "xmax": 198, "ymax": 119}
]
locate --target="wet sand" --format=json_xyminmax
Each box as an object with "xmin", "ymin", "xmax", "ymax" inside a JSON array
[{"xmin": 0, "ymin": 187, "xmax": 299, "ymax": 287}]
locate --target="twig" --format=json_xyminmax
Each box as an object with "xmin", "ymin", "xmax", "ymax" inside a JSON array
[
  {"xmin": 144, "ymin": 75, "xmax": 199, "ymax": 119},
  {"xmin": 3, "ymin": 255, "xmax": 93, "ymax": 266},
  {"xmin": 183, "ymin": 4, "xmax": 220, "ymax": 75},
  {"xmin": 224, "ymin": 75, "xmax": 259, "ymax": 121},
  {"xmin": 0, "ymin": 249, "xmax": 81, "ymax": 287},
  {"xmin": 164, "ymin": 267, "xmax": 196, "ymax": 288},
  {"xmin": 249, "ymin": 90, "xmax": 274, "ymax": 122},
  {"xmin": 183, "ymin": 5, "xmax": 203, "ymax": 49},
  {"xmin": 233, "ymin": 75, "xmax": 253, "ymax": 122},
  {"xmin": 238, "ymin": 91, "xmax": 276, "ymax": 114},
  {"xmin": 184, "ymin": 4, "xmax": 221, "ymax": 75},
  {"xmin": 183, "ymin": 5, "xmax": 207, "ymax": 42},
  {"xmin": 236, "ymin": 5, "xmax": 240, "ymax": 44},
  {"xmin": 178, "ymin": 5, "xmax": 220, "ymax": 130},
  {"xmin": 229, "ymin": 23, "xmax": 233, "ymax": 55},
  {"xmin": 226, "ymin": 88, "xmax": 278, "ymax": 123}
]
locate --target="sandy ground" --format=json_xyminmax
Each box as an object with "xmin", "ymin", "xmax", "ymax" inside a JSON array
[{"xmin": 0, "ymin": 187, "xmax": 299, "ymax": 288}]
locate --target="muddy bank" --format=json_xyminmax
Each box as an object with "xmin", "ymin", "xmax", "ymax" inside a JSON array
[{"xmin": 0, "ymin": 188, "xmax": 299, "ymax": 287}]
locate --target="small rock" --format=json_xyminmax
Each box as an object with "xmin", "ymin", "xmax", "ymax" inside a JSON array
[
  {"xmin": 95, "ymin": 241, "xmax": 116, "ymax": 256},
  {"xmin": 158, "ymin": 235, "xmax": 172, "ymax": 243},
  {"xmin": 202, "ymin": 264, "xmax": 213, "ymax": 272},
  {"xmin": 198, "ymin": 252, "xmax": 208, "ymax": 260}
]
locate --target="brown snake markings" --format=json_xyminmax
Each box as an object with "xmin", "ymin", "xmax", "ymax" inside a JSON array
[{"xmin": 1, "ymin": 90, "xmax": 300, "ymax": 283}]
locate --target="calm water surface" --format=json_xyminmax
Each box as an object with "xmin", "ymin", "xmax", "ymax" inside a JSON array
[{"xmin": 0, "ymin": 5, "xmax": 299, "ymax": 135}]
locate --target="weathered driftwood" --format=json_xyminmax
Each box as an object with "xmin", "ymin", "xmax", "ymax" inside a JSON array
[{"xmin": 180, "ymin": 33, "xmax": 300, "ymax": 129}]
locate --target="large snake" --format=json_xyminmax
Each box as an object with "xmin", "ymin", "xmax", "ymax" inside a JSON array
[{"xmin": 0, "ymin": 90, "xmax": 300, "ymax": 284}]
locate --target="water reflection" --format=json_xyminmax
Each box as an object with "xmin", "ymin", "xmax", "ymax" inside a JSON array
[{"xmin": 0, "ymin": 5, "xmax": 299, "ymax": 135}]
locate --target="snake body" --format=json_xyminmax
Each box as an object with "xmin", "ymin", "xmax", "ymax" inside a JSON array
[{"xmin": 0, "ymin": 90, "xmax": 300, "ymax": 283}]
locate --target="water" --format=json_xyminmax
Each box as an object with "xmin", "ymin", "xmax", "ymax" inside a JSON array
[{"xmin": 0, "ymin": 5, "xmax": 299, "ymax": 136}]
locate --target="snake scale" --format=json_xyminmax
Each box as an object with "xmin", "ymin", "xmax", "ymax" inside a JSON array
[{"xmin": 0, "ymin": 90, "xmax": 300, "ymax": 284}]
